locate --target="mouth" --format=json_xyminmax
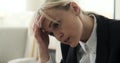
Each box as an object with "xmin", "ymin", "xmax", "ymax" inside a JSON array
[{"xmin": 64, "ymin": 37, "xmax": 70, "ymax": 43}]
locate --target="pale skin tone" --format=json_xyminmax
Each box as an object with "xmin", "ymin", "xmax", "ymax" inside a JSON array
[{"xmin": 33, "ymin": 2, "xmax": 94, "ymax": 63}]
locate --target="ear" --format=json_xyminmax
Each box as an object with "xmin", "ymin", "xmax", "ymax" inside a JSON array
[{"xmin": 69, "ymin": 2, "xmax": 81, "ymax": 16}]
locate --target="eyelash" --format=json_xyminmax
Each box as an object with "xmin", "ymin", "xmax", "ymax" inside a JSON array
[
  {"xmin": 49, "ymin": 21, "xmax": 61, "ymax": 36},
  {"xmin": 52, "ymin": 22, "xmax": 60, "ymax": 30}
]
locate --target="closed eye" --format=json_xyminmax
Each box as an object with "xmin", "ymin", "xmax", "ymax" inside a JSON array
[
  {"xmin": 52, "ymin": 22, "xmax": 59, "ymax": 29},
  {"xmin": 51, "ymin": 21, "xmax": 60, "ymax": 30},
  {"xmin": 48, "ymin": 20, "xmax": 61, "ymax": 36}
]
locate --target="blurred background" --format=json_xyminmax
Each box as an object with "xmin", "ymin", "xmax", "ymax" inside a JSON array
[{"xmin": 0, "ymin": 0, "xmax": 120, "ymax": 63}]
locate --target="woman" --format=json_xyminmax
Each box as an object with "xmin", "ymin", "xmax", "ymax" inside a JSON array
[{"xmin": 33, "ymin": 0, "xmax": 120, "ymax": 63}]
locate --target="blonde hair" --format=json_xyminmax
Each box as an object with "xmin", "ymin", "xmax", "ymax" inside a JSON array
[
  {"xmin": 40, "ymin": 0, "xmax": 77, "ymax": 10},
  {"xmin": 32, "ymin": 0, "xmax": 90, "ymax": 29}
]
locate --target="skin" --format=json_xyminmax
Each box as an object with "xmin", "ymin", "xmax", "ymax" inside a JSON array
[{"xmin": 33, "ymin": 2, "xmax": 94, "ymax": 63}]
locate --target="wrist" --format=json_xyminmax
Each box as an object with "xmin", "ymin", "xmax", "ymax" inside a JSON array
[{"xmin": 40, "ymin": 55, "xmax": 50, "ymax": 63}]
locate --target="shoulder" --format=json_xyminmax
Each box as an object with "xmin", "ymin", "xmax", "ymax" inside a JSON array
[
  {"xmin": 93, "ymin": 13, "xmax": 120, "ymax": 36},
  {"xmin": 93, "ymin": 13, "xmax": 120, "ymax": 27},
  {"xmin": 109, "ymin": 20, "xmax": 120, "ymax": 34}
]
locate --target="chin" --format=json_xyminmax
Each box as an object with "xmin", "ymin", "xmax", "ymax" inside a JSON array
[
  {"xmin": 70, "ymin": 42, "xmax": 78, "ymax": 48},
  {"xmin": 70, "ymin": 45, "xmax": 76, "ymax": 48}
]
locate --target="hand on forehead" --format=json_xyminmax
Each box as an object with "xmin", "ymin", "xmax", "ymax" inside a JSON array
[
  {"xmin": 35, "ymin": 14, "xmax": 46, "ymax": 28},
  {"xmin": 35, "ymin": 10, "xmax": 58, "ymax": 29}
]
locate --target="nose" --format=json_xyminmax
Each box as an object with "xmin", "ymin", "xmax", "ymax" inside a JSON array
[{"xmin": 54, "ymin": 31, "xmax": 64, "ymax": 41}]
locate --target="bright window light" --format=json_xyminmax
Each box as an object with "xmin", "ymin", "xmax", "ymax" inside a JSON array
[
  {"xmin": 0, "ymin": 0, "xmax": 26, "ymax": 12},
  {"xmin": 78, "ymin": 0, "xmax": 114, "ymax": 18}
]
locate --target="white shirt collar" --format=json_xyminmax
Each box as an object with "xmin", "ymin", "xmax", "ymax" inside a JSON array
[{"xmin": 79, "ymin": 14, "xmax": 97, "ymax": 54}]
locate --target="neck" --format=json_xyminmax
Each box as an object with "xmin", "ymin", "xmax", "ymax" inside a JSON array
[{"xmin": 80, "ymin": 14, "xmax": 94, "ymax": 43}]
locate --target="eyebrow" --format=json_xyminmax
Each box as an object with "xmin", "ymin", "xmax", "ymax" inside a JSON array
[{"xmin": 48, "ymin": 21, "xmax": 53, "ymax": 28}]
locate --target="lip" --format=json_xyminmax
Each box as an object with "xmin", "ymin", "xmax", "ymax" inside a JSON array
[{"xmin": 64, "ymin": 37, "xmax": 70, "ymax": 43}]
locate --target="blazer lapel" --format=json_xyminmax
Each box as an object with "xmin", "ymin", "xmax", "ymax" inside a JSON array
[{"xmin": 95, "ymin": 14, "xmax": 110, "ymax": 63}]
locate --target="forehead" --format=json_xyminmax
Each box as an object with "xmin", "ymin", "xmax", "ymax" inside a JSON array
[
  {"xmin": 41, "ymin": 9, "xmax": 68, "ymax": 30},
  {"xmin": 41, "ymin": 9, "xmax": 61, "ymax": 26}
]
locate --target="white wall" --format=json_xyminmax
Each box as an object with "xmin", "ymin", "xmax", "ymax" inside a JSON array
[
  {"xmin": 115, "ymin": 0, "xmax": 120, "ymax": 19},
  {"xmin": 0, "ymin": 28, "xmax": 27, "ymax": 63},
  {"xmin": 26, "ymin": 0, "xmax": 44, "ymax": 11},
  {"xmin": 79, "ymin": 0, "xmax": 114, "ymax": 18}
]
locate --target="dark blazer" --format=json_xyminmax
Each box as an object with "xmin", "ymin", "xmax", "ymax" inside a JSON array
[{"xmin": 60, "ymin": 14, "xmax": 120, "ymax": 63}]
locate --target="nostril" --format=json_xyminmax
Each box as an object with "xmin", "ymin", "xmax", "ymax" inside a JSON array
[
  {"xmin": 59, "ymin": 33, "xmax": 64, "ymax": 38},
  {"xmin": 54, "ymin": 32, "xmax": 64, "ymax": 41}
]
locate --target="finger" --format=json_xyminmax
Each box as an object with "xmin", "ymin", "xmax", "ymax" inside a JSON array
[
  {"xmin": 33, "ymin": 12, "xmax": 42, "ymax": 31},
  {"xmin": 34, "ymin": 27, "xmax": 41, "ymax": 39},
  {"xmin": 33, "ymin": 23, "xmax": 38, "ymax": 33},
  {"xmin": 37, "ymin": 15, "xmax": 46, "ymax": 28}
]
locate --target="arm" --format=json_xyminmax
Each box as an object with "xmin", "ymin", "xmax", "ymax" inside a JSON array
[{"xmin": 33, "ymin": 15, "xmax": 50, "ymax": 63}]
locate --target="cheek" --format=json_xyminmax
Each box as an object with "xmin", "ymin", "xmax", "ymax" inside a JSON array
[
  {"xmin": 70, "ymin": 20, "xmax": 83, "ymax": 41},
  {"xmin": 62, "ymin": 21, "xmax": 83, "ymax": 39},
  {"xmin": 71, "ymin": 20, "xmax": 83, "ymax": 35},
  {"xmin": 70, "ymin": 22, "xmax": 83, "ymax": 47},
  {"xmin": 61, "ymin": 17, "xmax": 83, "ymax": 36}
]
